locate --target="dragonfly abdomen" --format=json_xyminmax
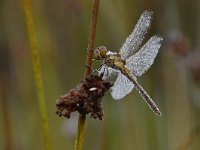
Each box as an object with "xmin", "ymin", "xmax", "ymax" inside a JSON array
[{"xmin": 121, "ymin": 67, "xmax": 162, "ymax": 116}]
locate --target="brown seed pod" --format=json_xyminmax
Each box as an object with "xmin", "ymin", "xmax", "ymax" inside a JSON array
[{"xmin": 56, "ymin": 74, "xmax": 113, "ymax": 120}]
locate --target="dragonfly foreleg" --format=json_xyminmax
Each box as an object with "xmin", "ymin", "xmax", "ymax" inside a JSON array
[
  {"xmin": 96, "ymin": 64, "xmax": 110, "ymax": 79},
  {"xmin": 96, "ymin": 64, "xmax": 104, "ymax": 77}
]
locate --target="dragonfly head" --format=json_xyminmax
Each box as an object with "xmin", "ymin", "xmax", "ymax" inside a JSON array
[{"xmin": 94, "ymin": 46, "xmax": 108, "ymax": 60}]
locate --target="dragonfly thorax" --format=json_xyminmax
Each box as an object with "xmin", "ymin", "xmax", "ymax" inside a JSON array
[{"xmin": 104, "ymin": 53, "xmax": 126, "ymax": 71}]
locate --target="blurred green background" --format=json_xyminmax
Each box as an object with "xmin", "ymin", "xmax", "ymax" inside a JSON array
[{"xmin": 1, "ymin": 0, "xmax": 200, "ymax": 150}]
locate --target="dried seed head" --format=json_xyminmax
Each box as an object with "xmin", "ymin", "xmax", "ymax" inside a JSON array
[{"xmin": 56, "ymin": 74, "xmax": 113, "ymax": 120}]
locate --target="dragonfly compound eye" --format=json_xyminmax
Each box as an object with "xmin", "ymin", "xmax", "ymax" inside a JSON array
[{"xmin": 94, "ymin": 46, "xmax": 108, "ymax": 59}]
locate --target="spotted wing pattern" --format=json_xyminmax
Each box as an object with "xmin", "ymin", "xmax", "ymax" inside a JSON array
[
  {"xmin": 126, "ymin": 35, "xmax": 163, "ymax": 77},
  {"xmin": 119, "ymin": 10, "xmax": 153, "ymax": 60}
]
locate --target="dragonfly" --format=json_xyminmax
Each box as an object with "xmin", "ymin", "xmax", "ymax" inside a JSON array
[{"xmin": 94, "ymin": 10, "xmax": 163, "ymax": 116}]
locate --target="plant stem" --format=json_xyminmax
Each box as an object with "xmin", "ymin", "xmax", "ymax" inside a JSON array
[
  {"xmin": 23, "ymin": 0, "xmax": 52, "ymax": 149},
  {"xmin": 74, "ymin": 114, "xmax": 86, "ymax": 150},
  {"xmin": 74, "ymin": 0, "xmax": 100, "ymax": 150},
  {"xmin": 84, "ymin": 0, "xmax": 100, "ymax": 78},
  {"xmin": 1, "ymin": 74, "xmax": 12, "ymax": 150}
]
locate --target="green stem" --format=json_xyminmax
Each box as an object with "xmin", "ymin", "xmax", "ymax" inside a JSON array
[
  {"xmin": 74, "ymin": 115, "xmax": 86, "ymax": 150},
  {"xmin": 74, "ymin": 0, "xmax": 100, "ymax": 150},
  {"xmin": 23, "ymin": 0, "xmax": 52, "ymax": 149}
]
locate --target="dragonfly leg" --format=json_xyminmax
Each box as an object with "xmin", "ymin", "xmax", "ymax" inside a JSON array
[
  {"xmin": 96, "ymin": 64, "xmax": 108, "ymax": 78},
  {"xmin": 105, "ymin": 66, "xmax": 109, "ymax": 77},
  {"xmin": 97, "ymin": 63, "xmax": 103, "ymax": 71},
  {"xmin": 99, "ymin": 65, "xmax": 105, "ymax": 77}
]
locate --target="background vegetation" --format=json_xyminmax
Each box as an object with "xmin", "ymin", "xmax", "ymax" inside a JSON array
[{"xmin": 0, "ymin": 0, "xmax": 200, "ymax": 150}]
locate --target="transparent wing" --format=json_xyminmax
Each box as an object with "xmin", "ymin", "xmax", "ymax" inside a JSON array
[
  {"xmin": 119, "ymin": 10, "xmax": 153, "ymax": 60},
  {"xmin": 111, "ymin": 72, "xmax": 135, "ymax": 100},
  {"xmin": 126, "ymin": 35, "xmax": 163, "ymax": 77}
]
